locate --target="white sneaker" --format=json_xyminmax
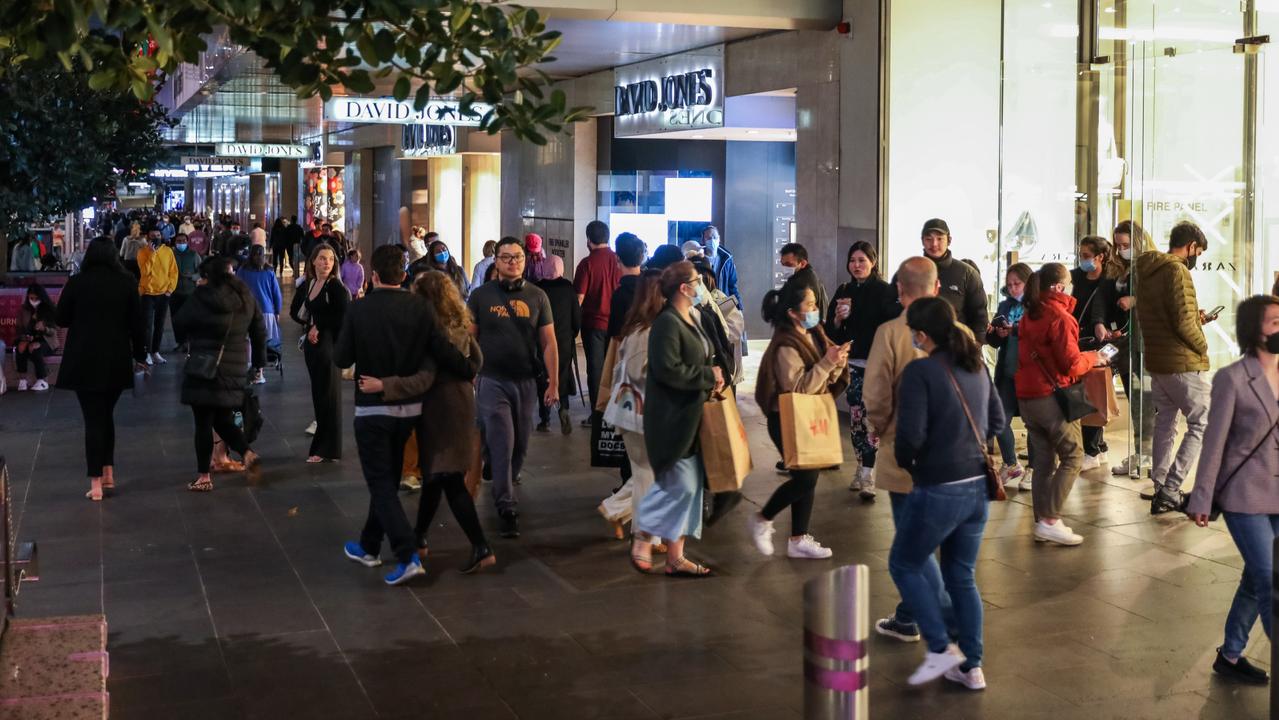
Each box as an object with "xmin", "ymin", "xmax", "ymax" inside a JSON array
[
  {"xmin": 748, "ymin": 513, "xmax": 776, "ymax": 556},
  {"xmin": 31, "ymin": 379, "xmax": 49, "ymax": 392},
  {"xmin": 787, "ymin": 534, "xmax": 833, "ymax": 559},
  {"xmin": 999, "ymin": 463, "xmax": 1024, "ymax": 486},
  {"xmin": 1112, "ymin": 454, "xmax": 1152, "ymax": 477},
  {"xmin": 1080, "ymin": 454, "xmax": 1100, "ymax": 471},
  {"xmin": 152, "ymin": 352, "xmax": 167, "ymax": 365},
  {"xmin": 17, "ymin": 379, "xmax": 28, "ymax": 392},
  {"xmin": 145, "ymin": 354, "xmax": 153, "ymax": 366},
  {"xmin": 944, "ymin": 665, "xmax": 987, "ymax": 690},
  {"xmin": 399, "ymin": 475, "xmax": 421, "ymax": 491},
  {"xmin": 0, "ymin": 374, "xmax": 6, "ymax": 395},
  {"xmin": 908, "ymin": 644, "xmax": 965, "ymax": 686},
  {"xmin": 253, "ymin": 370, "xmax": 267, "ymax": 385},
  {"xmin": 305, "ymin": 421, "xmax": 317, "ymax": 435},
  {"xmin": 1018, "ymin": 469, "xmax": 1033, "ymax": 491},
  {"xmin": 1096, "ymin": 451, "xmax": 1109, "ymax": 466},
  {"xmin": 1033, "ymin": 519, "xmax": 1083, "ymax": 546}
]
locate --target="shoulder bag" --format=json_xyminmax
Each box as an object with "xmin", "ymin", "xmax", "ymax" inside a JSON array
[
  {"xmin": 503, "ymin": 290, "xmax": 549, "ymax": 384},
  {"xmin": 185, "ymin": 314, "xmax": 233, "ymax": 380},
  {"xmin": 1031, "ymin": 350, "xmax": 1096, "ymax": 422},
  {"xmin": 942, "ymin": 364, "xmax": 1007, "ymax": 501}
]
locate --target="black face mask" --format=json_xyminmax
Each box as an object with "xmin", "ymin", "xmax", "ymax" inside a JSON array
[
  {"xmin": 1187, "ymin": 253, "xmax": 1198, "ymax": 270},
  {"xmin": 499, "ymin": 278, "xmax": 525, "ymax": 292},
  {"xmin": 1266, "ymin": 332, "xmax": 1279, "ymax": 355}
]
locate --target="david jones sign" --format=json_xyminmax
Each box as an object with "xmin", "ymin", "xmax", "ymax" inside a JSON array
[
  {"xmin": 215, "ymin": 143, "xmax": 308, "ymax": 159},
  {"xmin": 324, "ymin": 97, "xmax": 494, "ymax": 126},
  {"xmin": 613, "ymin": 45, "xmax": 724, "ymax": 137}
]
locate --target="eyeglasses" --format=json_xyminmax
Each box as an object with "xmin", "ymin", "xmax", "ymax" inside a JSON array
[{"xmin": 497, "ymin": 254, "xmax": 525, "ymax": 264}]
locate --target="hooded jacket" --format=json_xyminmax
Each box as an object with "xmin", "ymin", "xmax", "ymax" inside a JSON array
[
  {"xmin": 1133, "ymin": 251, "xmax": 1209, "ymax": 374},
  {"xmin": 137, "ymin": 243, "xmax": 178, "ymax": 296},
  {"xmin": 1015, "ymin": 291, "xmax": 1097, "ymax": 399}
]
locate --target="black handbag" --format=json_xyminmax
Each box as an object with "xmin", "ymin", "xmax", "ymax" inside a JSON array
[
  {"xmin": 1030, "ymin": 351, "xmax": 1096, "ymax": 422},
  {"xmin": 185, "ymin": 316, "xmax": 233, "ymax": 380}
]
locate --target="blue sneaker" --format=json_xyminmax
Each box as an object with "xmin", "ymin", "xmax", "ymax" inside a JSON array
[
  {"xmin": 384, "ymin": 555, "xmax": 425, "ymax": 586},
  {"xmin": 343, "ymin": 541, "xmax": 382, "ymax": 568}
]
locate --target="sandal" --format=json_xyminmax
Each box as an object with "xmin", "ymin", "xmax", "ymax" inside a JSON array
[
  {"xmin": 211, "ymin": 460, "xmax": 245, "ymax": 473},
  {"xmin": 629, "ymin": 539, "xmax": 654, "ymax": 574},
  {"xmin": 85, "ymin": 479, "xmax": 103, "ymax": 502},
  {"xmin": 187, "ymin": 477, "xmax": 214, "ymax": 492},
  {"xmin": 665, "ymin": 556, "xmax": 713, "ymax": 578}
]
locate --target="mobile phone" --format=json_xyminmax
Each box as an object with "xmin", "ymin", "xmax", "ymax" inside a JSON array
[
  {"xmin": 1206, "ymin": 305, "xmax": 1225, "ymax": 320},
  {"xmin": 1098, "ymin": 343, "xmax": 1119, "ymax": 361},
  {"xmin": 991, "ymin": 315, "xmax": 1010, "ymax": 328}
]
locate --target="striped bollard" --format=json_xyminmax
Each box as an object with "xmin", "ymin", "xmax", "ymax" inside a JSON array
[{"xmin": 803, "ymin": 564, "xmax": 869, "ymax": 719}]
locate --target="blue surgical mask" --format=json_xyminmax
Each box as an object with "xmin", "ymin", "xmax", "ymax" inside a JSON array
[
  {"xmin": 801, "ymin": 309, "xmax": 820, "ymax": 329},
  {"xmin": 434, "ymin": 251, "xmax": 450, "ymax": 264},
  {"xmin": 1079, "ymin": 258, "xmax": 1096, "ymax": 273},
  {"xmin": 695, "ymin": 283, "xmax": 709, "ymax": 305},
  {"xmin": 176, "ymin": 243, "xmax": 188, "ymax": 252}
]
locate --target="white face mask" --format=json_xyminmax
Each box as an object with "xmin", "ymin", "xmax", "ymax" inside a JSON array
[
  {"xmin": 1118, "ymin": 247, "xmax": 1132, "ymax": 261},
  {"xmin": 28, "ymin": 299, "xmax": 40, "ymax": 308}
]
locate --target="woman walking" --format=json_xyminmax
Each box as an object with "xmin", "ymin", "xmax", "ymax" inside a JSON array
[
  {"xmin": 290, "ymin": 243, "xmax": 349, "ymax": 463},
  {"xmin": 174, "ymin": 257, "xmax": 266, "ymax": 491},
  {"xmin": 533, "ymin": 254, "xmax": 580, "ymax": 434},
  {"xmin": 237, "ymin": 245, "xmax": 283, "ymax": 384},
  {"xmin": 630, "ymin": 261, "xmax": 723, "ymax": 577},
  {"xmin": 1015, "ymin": 263, "xmax": 1101, "ymax": 546},
  {"xmin": 423, "ymin": 238, "xmax": 470, "ymax": 299},
  {"xmin": 825, "ymin": 241, "xmax": 899, "ymax": 499},
  {"xmin": 14, "ymin": 284, "xmax": 59, "ymax": 392},
  {"xmin": 1185, "ymin": 295, "xmax": 1279, "ymax": 685},
  {"xmin": 1109, "ymin": 220, "xmax": 1157, "ymax": 478},
  {"xmin": 987, "ymin": 263, "xmax": 1032, "ymax": 489},
  {"xmin": 890, "ymin": 297, "xmax": 1004, "ymax": 690},
  {"xmin": 55, "ymin": 239, "xmax": 148, "ymax": 500},
  {"xmin": 362, "ymin": 272, "xmax": 494, "ymax": 574},
  {"xmin": 750, "ymin": 283, "xmax": 850, "ymax": 560}
]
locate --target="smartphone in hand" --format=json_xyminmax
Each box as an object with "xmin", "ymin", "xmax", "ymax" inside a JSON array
[{"xmin": 1098, "ymin": 343, "xmax": 1120, "ymax": 362}]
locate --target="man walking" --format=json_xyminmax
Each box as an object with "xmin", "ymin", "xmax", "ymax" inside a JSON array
[
  {"xmin": 574, "ymin": 220, "xmax": 621, "ymax": 417},
  {"xmin": 335, "ymin": 244, "xmax": 472, "ymax": 585},
  {"xmin": 1134, "ymin": 221, "xmax": 1211, "ymax": 514},
  {"xmin": 136, "ymin": 230, "xmax": 177, "ymax": 365},
  {"xmin": 919, "ymin": 218, "xmax": 987, "ymax": 339},
  {"xmin": 780, "ymin": 242, "xmax": 828, "ymax": 317},
  {"xmin": 607, "ymin": 233, "xmax": 646, "ymax": 341},
  {"xmin": 469, "ymin": 237, "xmax": 559, "ymax": 538}
]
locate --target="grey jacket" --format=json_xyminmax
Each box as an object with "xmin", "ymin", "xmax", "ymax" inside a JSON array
[{"xmin": 1186, "ymin": 355, "xmax": 1279, "ymax": 516}]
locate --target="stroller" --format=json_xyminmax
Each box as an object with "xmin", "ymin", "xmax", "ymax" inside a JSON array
[{"xmin": 263, "ymin": 313, "xmax": 284, "ymax": 377}]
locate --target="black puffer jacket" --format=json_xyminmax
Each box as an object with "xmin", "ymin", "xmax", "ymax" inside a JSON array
[{"xmin": 174, "ymin": 282, "xmax": 266, "ymax": 407}]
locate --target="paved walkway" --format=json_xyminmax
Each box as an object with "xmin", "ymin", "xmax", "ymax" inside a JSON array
[{"xmin": 0, "ymin": 316, "xmax": 1269, "ymax": 719}]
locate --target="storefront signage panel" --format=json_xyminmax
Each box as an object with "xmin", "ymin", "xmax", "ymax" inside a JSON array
[
  {"xmin": 614, "ymin": 45, "xmax": 724, "ymax": 137},
  {"xmin": 324, "ymin": 97, "xmax": 494, "ymax": 126},
  {"xmin": 215, "ymin": 143, "xmax": 308, "ymax": 159},
  {"xmin": 182, "ymin": 156, "xmax": 249, "ymax": 173},
  {"xmin": 401, "ymin": 124, "xmax": 456, "ymax": 157}
]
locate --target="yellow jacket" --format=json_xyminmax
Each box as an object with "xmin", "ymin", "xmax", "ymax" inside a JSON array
[{"xmin": 137, "ymin": 244, "xmax": 179, "ymax": 296}]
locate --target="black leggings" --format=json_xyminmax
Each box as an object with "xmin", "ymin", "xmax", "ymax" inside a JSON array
[
  {"xmin": 192, "ymin": 405, "xmax": 250, "ymax": 473},
  {"xmin": 415, "ymin": 472, "xmax": 488, "ymax": 549},
  {"xmin": 272, "ymin": 248, "xmax": 288, "ymax": 275},
  {"xmin": 76, "ymin": 389, "xmax": 122, "ymax": 477},
  {"xmin": 763, "ymin": 412, "xmax": 819, "ymax": 535}
]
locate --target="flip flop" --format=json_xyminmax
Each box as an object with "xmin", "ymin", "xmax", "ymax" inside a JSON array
[{"xmin": 665, "ymin": 556, "xmax": 713, "ymax": 578}]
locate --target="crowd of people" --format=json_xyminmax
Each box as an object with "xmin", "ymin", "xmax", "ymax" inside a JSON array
[{"xmin": 7, "ymin": 207, "xmax": 1278, "ymax": 692}]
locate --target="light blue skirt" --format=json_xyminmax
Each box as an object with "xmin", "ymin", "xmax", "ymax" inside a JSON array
[{"xmin": 635, "ymin": 455, "xmax": 704, "ymax": 541}]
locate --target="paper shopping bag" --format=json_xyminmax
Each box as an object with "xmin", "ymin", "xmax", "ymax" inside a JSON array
[
  {"xmin": 463, "ymin": 426, "xmax": 483, "ymax": 500},
  {"xmin": 1081, "ymin": 367, "xmax": 1120, "ymax": 427},
  {"xmin": 779, "ymin": 392, "xmax": 843, "ymax": 470},
  {"xmin": 699, "ymin": 390, "xmax": 753, "ymax": 493}
]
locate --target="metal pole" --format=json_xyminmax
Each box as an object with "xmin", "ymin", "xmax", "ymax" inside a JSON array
[
  {"xmin": 572, "ymin": 352, "xmax": 586, "ymax": 409},
  {"xmin": 1272, "ymin": 536, "xmax": 1278, "ymax": 717},
  {"xmin": 803, "ymin": 564, "xmax": 869, "ymax": 719}
]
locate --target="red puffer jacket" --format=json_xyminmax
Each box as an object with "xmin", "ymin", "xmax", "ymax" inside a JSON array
[{"xmin": 1015, "ymin": 291, "xmax": 1098, "ymax": 399}]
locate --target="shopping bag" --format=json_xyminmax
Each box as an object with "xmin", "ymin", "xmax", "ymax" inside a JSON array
[
  {"xmin": 463, "ymin": 426, "xmax": 483, "ymax": 500},
  {"xmin": 779, "ymin": 392, "xmax": 844, "ymax": 470},
  {"xmin": 699, "ymin": 390, "xmax": 753, "ymax": 493},
  {"xmin": 590, "ymin": 412, "xmax": 628, "ymax": 468},
  {"xmin": 1081, "ymin": 367, "xmax": 1120, "ymax": 427}
]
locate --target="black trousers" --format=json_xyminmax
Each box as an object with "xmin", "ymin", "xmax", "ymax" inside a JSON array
[
  {"xmin": 763, "ymin": 412, "xmax": 818, "ymax": 535},
  {"xmin": 355, "ymin": 415, "xmax": 417, "ymax": 564},
  {"xmin": 272, "ymin": 247, "xmax": 288, "ymax": 275},
  {"xmin": 304, "ymin": 335, "xmax": 342, "ymax": 459},
  {"xmin": 416, "ymin": 472, "xmax": 488, "ymax": 549},
  {"xmin": 1082, "ymin": 425, "xmax": 1106, "ymax": 457},
  {"xmin": 581, "ymin": 328, "xmax": 609, "ymax": 409},
  {"xmin": 75, "ymin": 389, "xmax": 122, "ymax": 477},
  {"xmin": 170, "ymin": 292, "xmax": 192, "ymax": 346},
  {"xmin": 141, "ymin": 294, "xmax": 170, "ymax": 354},
  {"xmin": 192, "ymin": 404, "xmax": 250, "ymax": 473},
  {"xmin": 15, "ymin": 342, "xmax": 50, "ymax": 379}
]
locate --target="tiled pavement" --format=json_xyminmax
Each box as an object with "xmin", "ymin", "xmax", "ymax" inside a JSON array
[{"xmin": 0, "ymin": 320, "xmax": 1271, "ymax": 719}]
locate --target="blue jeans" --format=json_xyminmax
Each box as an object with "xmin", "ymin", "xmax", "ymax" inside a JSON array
[
  {"xmin": 889, "ymin": 480, "xmax": 988, "ymax": 668},
  {"xmin": 993, "ymin": 375, "xmax": 1019, "ymax": 466},
  {"xmin": 1221, "ymin": 512, "xmax": 1279, "ymax": 659},
  {"xmin": 888, "ymin": 492, "xmax": 953, "ymax": 630}
]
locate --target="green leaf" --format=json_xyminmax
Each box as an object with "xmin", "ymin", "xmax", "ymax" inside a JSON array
[
  {"xmin": 344, "ymin": 69, "xmax": 375, "ymax": 93},
  {"xmin": 449, "ymin": 4, "xmax": 472, "ymax": 33},
  {"xmin": 392, "ymin": 75, "xmax": 410, "ymax": 101},
  {"xmin": 373, "ymin": 28, "xmax": 396, "ymax": 62}
]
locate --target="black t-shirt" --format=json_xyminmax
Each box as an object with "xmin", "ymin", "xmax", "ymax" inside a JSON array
[{"xmin": 467, "ymin": 280, "xmax": 554, "ymax": 380}]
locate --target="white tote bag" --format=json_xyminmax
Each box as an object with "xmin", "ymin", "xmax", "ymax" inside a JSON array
[{"xmin": 603, "ymin": 330, "xmax": 648, "ymax": 433}]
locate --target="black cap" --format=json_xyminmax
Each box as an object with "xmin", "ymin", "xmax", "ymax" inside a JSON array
[{"xmin": 921, "ymin": 218, "xmax": 950, "ymax": 236}]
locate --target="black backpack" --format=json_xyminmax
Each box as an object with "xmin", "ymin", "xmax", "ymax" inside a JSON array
[{"xmin": 235, "ymin": 387, "xmax": 264, "ymax": 444}]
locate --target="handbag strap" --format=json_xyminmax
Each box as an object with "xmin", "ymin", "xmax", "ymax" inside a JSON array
[
  {"xmin": 1030, "ymin": 350, "xmax": 1064, "ymax": 391},
  {"xmin": 1076, "ymin": 285, "xmax": 1101, "ymax": 330},
  {"xmin": 1213, "ymin": 408, "xmax": 1279, "ymax": 505},
  {"xmin": 942, "ymin": 363, "xmax": 991, "ymax": 463}
]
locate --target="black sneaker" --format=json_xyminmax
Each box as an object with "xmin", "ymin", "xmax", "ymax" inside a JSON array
[
  {"xmin": 580, "ymin": 417, "xmax": 592, "ymax": 428},
  {"xmin": 461, "ymin": 546, "xmax": 496, "ymax": 574},
  {"xmin": 1150, "ymin": 488, "xmax": 1186, "ymax": 516},
  {"xmin": 559, "ymin": 407, "xmax": 572, "ymax": 436},
  {"xmin": 775, "ymin": 460, "xmax": 788, "ymax": 475},
  {"xmin": 1212, "ymin": 649, "xmax": 1269, "ymax": 685},
  {"xmin": 499, "ymin": 512, "xmax": 520, "ymax": 538},
  {"xmin": 535, "ymin": 421, "xmax": 550, "ymax": 433}
]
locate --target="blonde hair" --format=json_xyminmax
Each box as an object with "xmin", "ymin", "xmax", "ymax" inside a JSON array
[{"xmin": 413, "ymin": 271, "xmax": 471, "ymax": 350}]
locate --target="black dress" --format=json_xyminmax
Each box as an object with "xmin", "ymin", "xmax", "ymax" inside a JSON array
[{"xmin": 290, "ymin": 275, "xmax": 350, "ymax": 459}]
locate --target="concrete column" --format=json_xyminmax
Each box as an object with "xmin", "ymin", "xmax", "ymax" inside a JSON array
[
  {"xmin": 279, "ymin": 160, "xmax": 300, "ymax": 223},
  {"xmin": 248, "ymin": 174, "xmax": 267, "ymax": 229}
]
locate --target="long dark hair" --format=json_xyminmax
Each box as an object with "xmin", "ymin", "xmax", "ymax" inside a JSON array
[
  {"xmin": 247, "ymin": 244, "xmax": 268, "ymax": 271},
  {"xmin": 1023, "ymin": 262, "xmax": 1070, "ymax": 320},
  {"xmin": 200, "ymin": 256, "xmax": 254, "ymax": 312},
  {"xmin": 846, "ymin": 240, "xmax": 881, "ymax": 280},
  {"xmin": 1237, "ymin": 295, "xmax": 1279, "ymax": 356},
  {"xmin": 760, "ymin": 280, "xmax": 814, "ymax": 330},
  {"xmin": 81, "ymin": 237, "xmax": 128, "ymax": 275},
  {"xmin": 906, "ymin": 297, "xmax": 983, "ymax": 373},
  {"xmin": 23, "ymin": 283, "xmax": 56, "ymax": 323},
  {"xmin": 428, "ymin": 239, "xmax": 461, "ymax": 274},
  {"xmin": 619, "ymin": 269, "xmax": 665, "ymax": 337}
]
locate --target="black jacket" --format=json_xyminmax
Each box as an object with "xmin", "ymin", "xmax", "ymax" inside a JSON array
[
  {"xmin": 607, "ymin": 274, "xmax": 641, "ymax": 340},
  {"xmin": 824, "ymin": 276, "xmax": 900, "ymax": 361},
  {"xmin": 697, "ymin": 303, "xmax": 735, "ymax": 382},
  {"xmin": 1070, "ymin": 268, "xmax": 1120, "ymax": 343},
  {"xmin": 290, "ymin": 275, "xmax": 349, "ymax": 339},
  {"xmin": 930, "ymin": 251, "xmax": 988, "ymax": 339},
  {"xmin": 333, "ymin": 287, "xmax": 475, "ymax": 407},
  {"xmin": 784, "ymin": 265, "xmax": 829, "ymax": 318},
  {"xmin": 54, "ymin": 266, "xmax": 147, "ymax": 392},
  {"xmin": 174, "ymin": 283, "xmax": 266, "ymax": 408},
  {"xmin": 536, "ymin": 277, "xmax": 581, "ymax": 394}
]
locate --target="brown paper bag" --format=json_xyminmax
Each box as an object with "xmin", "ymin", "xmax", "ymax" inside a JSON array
[
  {"xmin": 779, "ymin": 392, "xmax": 843, "ymax": 470},
  {"xmin": 463, "ymin": 426, "xmax": 483, "ymax": 500},
  {"xmin": 1081, "ymin": 367, "xmax": 1120, "ymax": 427},
  {"xmin": 699, "ymin": 390, "xmax": 753, "ymax": 493}
]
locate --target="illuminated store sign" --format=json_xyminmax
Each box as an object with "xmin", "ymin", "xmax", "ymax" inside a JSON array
[
  {"xmin": 215, "ymin": 142, "xmax": 308, "ymax": 159},
  {"xmin": 401, "ymin": 124, "xmax": 456, "ymax": 157},
  {"xmin": 181, "ymin": 156, "xmax": 248, "ymax": 173},
  {"xmin": 323, "ymin": 97, "xmax": 493, "ymax": 126},
  {"xmin": 614, "ymin": 45, "xmax": 724, "ymax": 137}
]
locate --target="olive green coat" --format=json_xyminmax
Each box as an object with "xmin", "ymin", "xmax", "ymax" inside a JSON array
[
  {"xmin": 1134, "ymin": 251, "xmax": 1209, "ymax": 374},
  {"xmin": 644, "ymin": 305, "xmax": 717, "ymax": 473}
]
